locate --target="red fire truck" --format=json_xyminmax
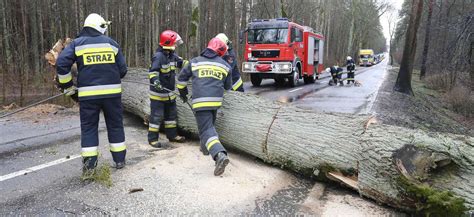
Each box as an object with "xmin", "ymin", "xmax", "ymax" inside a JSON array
[{"xmin": 240, "ymin": 18, "xmax": 325, "ymax": 87}]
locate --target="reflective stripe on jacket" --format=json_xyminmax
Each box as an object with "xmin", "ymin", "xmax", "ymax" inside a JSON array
[{"xmin": 177, "ymin": 48, "xmax": 232, "ymax": 111}]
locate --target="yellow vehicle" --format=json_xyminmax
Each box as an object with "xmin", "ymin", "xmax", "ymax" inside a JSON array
[{"xmin": 359, "ymin": 49, "xmax": 375, "ymax": 66}]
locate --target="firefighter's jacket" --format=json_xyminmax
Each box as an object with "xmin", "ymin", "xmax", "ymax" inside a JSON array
[
  {"xmin": 149, "ymin": 46, "xmax": 184, "ymax": 102},
  {"xmin": 223, "ymin": 48, "xmax": 243, "ymax": 91},
  {"xmin": 346, "ymin": 59, "xmax": 356, "ymax": 70},
  {"xmin": 176, "ymin": 48, "xmax": 232, "ymax": 111},
  {"xmin": 56, "ymin": 27, "xmax": 127, "ymax": 101}
]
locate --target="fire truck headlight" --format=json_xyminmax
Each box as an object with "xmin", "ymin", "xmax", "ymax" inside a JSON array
[
  {"xmin": 280, "ymin": 63, "xmax": 291, "ymax": 71},
  {"xmin": 243, "ymin": 63, "xmax": 252, "ymax": 70}
]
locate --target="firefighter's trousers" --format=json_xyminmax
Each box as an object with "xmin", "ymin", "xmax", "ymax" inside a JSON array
[
  {"xmin": 331, "ymin": 73, "xmax": 340, "ymax": 84},
  {"xmin": 80, "ymin": 97, "xmax": 126, "ymax": 169},
  {"xmin": 234, "ymin": 85, "xmax": 244, "ymax": 92},
  {"xmin": 194, "ymin": 110, "xmax": 226, "ymax": 160},
  {"xmin": 347, "ymin": 71, "xmax": 355, "ymax": 83},
  {"xmin": 148, "ymin": 99, "xmax": 178, "ymax": 143}
]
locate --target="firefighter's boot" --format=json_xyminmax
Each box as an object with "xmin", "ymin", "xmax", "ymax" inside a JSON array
[
  {"xmin": 214, "ymin": 152, "xmax": 229, "ymax": 176},
  {"xmin": 169, "ymin": 135, "xmax": 186, "ymax": 143},
  {"xmin": 149, "ymin": 141, "xmax": 166, "ymax": 148},
  {"xmin": 115, "ymin": 161, "xmax": 126, "ymax": 169}
]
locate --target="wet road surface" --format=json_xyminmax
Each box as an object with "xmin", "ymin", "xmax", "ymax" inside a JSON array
[{"xmin": 244, "ymin": 59, "xmax": 388, "ymax": 114}]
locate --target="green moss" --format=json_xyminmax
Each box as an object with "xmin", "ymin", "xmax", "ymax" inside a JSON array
[
  {"xmin": 81, "ymin": 164, "xmax": 113, "ymax": 187},
  {"xmin": 397, "ymin": 176, "xmax": 467, "ymax": 216}
]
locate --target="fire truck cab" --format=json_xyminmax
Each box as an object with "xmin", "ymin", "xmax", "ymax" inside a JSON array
[{"xmin": 241, "ymin": 18, "xmax": 325, "ymax": 87}]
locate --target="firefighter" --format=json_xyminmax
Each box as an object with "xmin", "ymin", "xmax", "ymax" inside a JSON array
[
  {"xmin": 56, "ymin": 13, "xmax": 127, "ymax": 171},
  {"xmin": 326, "ymin": 65, "xmax": 344, "ymax": 86},
  {"xmin": 215, "ymin": 33, "xmax": 244, "ymax": 92},
  {"xmin": 176, "ymin": 38, "xmax": 232, "ymax": 176},
  {"xmin": 148, "ymin": 30, "xmax": 186, "ymax": 148},
  {"xmin": 346, "ymin": 56, "xmax": 356, "ymax": 84}
]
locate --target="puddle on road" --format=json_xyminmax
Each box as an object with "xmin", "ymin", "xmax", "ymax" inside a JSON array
[{"xmin": 248, "ymin": 177, "xmax": 314, "ymax": 215}]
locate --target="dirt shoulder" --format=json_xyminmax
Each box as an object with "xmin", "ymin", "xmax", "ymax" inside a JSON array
[{"xmin": 373, "ymin": 66, "xmax": 473, "ymax": 136}]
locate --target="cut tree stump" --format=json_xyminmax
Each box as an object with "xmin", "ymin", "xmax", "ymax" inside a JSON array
[{"xmin": 122, "ymin": 68, "xmax": 473, "ymax": 212}]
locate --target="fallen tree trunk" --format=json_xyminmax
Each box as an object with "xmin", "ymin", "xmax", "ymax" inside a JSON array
[{"xmin": 122, "ymin": 68, "xmax": 473, "ymax": 213}]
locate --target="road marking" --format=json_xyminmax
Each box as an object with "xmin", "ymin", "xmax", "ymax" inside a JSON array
[
  {"xmin": 289, "ymin": 87, "xmax": 303, "ymax": 93},
  {"xmin": 0, "ymin": 154, "xmax": 81, "ymax": 182}
]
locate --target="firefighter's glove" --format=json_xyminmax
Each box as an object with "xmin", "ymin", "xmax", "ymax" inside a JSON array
[
  {"xmin": 177, "ymin": 59, "xmax": 189, "ymax": 69},
  {"xmin": 178, "ymin": 87, "xmax": 188, "ymax": 103},
  {"xmin": 64, "ymin": 86, "xmax": 77, "ymax": 96},
  {"xmin": 153, "ymin": 80, "xmax": 162, "ymax": 90}
]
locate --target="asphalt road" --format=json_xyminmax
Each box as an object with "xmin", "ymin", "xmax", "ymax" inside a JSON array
[
  {"xmin": 0, "ymin": 59, "xmax": 401, "ymax": 215},
  {"xmin": 244, "ymin": 59, "xmax": 388, "ymax": 114}
]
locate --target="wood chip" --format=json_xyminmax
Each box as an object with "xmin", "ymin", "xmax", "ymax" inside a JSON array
[{"xmin": 129, "ymin": 188, "xmax": 144, "ymax": 194}]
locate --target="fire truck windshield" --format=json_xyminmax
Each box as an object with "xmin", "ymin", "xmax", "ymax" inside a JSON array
[{"xmin": 248, "ymin": 28, "xmax": 288, "ymax": 44}]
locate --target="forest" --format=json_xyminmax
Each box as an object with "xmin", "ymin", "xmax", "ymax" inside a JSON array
[
  {"xmin": 0, "ymin": 0, "xmax": 472, "ymax": 112},
  {"xmin": 0, "ymin": 0, "xmax": 388, "ymax": 105}
]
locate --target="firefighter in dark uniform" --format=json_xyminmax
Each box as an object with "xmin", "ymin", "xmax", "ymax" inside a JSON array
[
  {"xmin": 326, "ymin": 65, "xmax": 344, "ymax": 86},
  {"xmin": 148, "ymin": 30, "xmax": 186, "ymax": 148},
  {"xmin": 176, "ymin": 38, "xmax": 232, "ymax": 176},
  {"xmin": 346, "ymin": 56, "xmax": 356, "ymax": 84},
  {"xmin": 56, "ymin": 13, "xmax": 127, "ymax": 171},
  {"xmin": 216, "ymin": 33, "xmax": 244, "ymax": 92}
]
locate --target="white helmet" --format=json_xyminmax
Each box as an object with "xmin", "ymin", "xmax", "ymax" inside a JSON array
[
  {"xmin": 347, "ymin": 56, "xmax": 352, "ymax": 61},
  {"xmin": 84, "ymin": 13, "xmax": 111, "ymax": 34},
  {"xmin": 325, "ymin": 67, "xmax": 331, "ymax": 73},
  {"xmin": 215, "ymin": 33, "xmax": 230, "ymax": 46}
]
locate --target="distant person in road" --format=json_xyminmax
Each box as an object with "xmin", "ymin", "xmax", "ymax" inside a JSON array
[
  {"xmin": 215, "ymin": 33, "xmax": 244, "ymax": 92},
  {"xmin": 346, "ymin": 56, "xmax": 356, "ymax": 84},
  {"xmin": 147, "ymin": 30, "xmax": 186, "ymax": 148},
  {"xmin": 56, "ymin": 13, "xmax": 127, "ymax": 173},
  {"xmin": 176, "ymin": 38, "xmax": 232, "ymax": 176}
]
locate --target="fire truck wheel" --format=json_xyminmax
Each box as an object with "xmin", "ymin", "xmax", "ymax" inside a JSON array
[
  {"xmin": 288, "ymin": 68, "xmax": 300, "ymax": 87},
  {"xmin": 250, "ymin": 74, "xmax": 262, "ymax": 87}
]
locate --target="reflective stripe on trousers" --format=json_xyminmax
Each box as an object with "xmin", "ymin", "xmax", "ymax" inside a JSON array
[
  {"xmin": 81, "ymin": 146, "xmax": 98, "ymax": 157},
  {"xmin": 110, "ymin": 142, "xmax": 126, "ymax": 152}
]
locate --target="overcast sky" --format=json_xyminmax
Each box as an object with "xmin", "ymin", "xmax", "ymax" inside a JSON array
[{"xmin": 380, "ymin": 0, "xmax": 404, "ymax": 47}]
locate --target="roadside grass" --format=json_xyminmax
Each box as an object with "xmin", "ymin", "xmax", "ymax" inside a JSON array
[
  {"xmin": 410, "ymin": 70, "xmax": 466, "ymax": 133},
  {"xmin": 80, "ymin": 164, "xmax": 113, "ymax": 187},
  {"xmin": 423, "ymin": 72, "xmax": 473, "ymax": 117},
  {"xmin": 379, "ymin": 68, "xmax": 471, "ymax": 136}
]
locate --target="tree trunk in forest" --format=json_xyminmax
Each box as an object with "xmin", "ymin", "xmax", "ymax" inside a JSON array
[
  {"xmin": 419, "ymin": 0, "xmax": 434, "ymax": 79},
  {"xmin": 394, "ymin": 0, "xmax": 424, "ymax": 95},
  {"xmin": 120, "ymin": 68, "xmax": 474, "ymax": 213},
  {"xmin": 471, "ymin": 41, "xmax": 474, "ymax": 91}
]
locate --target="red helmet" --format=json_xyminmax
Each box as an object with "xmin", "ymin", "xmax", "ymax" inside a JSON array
[
  {"xmin": 207, "ymin": 37, "xmax": 228, "ymax": 57},
  {"xmin": 159, "ymin": 30, "xmax": 183, "ymax": 50}
]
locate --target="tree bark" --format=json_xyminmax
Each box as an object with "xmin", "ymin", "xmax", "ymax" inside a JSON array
[
  {"xmin": 394, "ymin": 0, "xmax": 424, "ymax": 95},
  {"xmin": 120, "ymin": 68, "xmax": 474, "ymax": 212},
  {"xmin": 419, "ymin": 0, "xmax": 434, "ymax": 79}
]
